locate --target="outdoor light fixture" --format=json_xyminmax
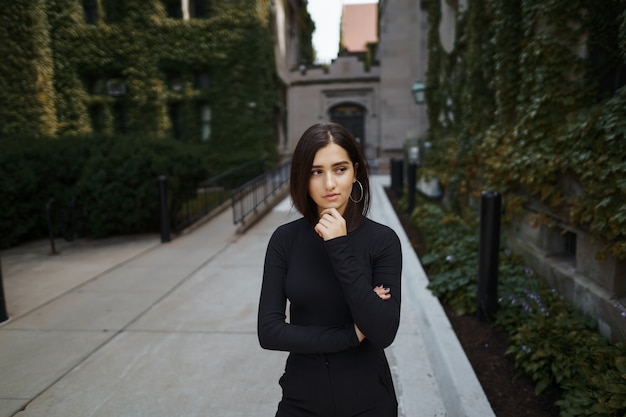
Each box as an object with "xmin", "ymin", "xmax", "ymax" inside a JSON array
[
  {"xmin": 411, "ymin": 80, "xmax": 426, "ymax": 104},
  {"xmin": 408, "ymin": 145, "xmax": 420, "ymax": 165}
]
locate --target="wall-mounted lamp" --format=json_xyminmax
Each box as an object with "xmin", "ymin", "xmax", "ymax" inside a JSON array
[
  {"xmin": 411, "ymin": 80, "xmax": 426, "ymax": 104},
  {"xmin": 408, "ymin": 145, "xmax": 420, "ymax": 165}
]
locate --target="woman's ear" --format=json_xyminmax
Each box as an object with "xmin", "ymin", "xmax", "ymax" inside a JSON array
[{"xmin": 353, "ymin": 162, "xmax": 359, "ymax": 182}]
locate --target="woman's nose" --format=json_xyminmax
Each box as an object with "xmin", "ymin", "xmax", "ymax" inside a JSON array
[{"xmin": 324, "ymin": 173, "xmax": 335, "ymax": 189}]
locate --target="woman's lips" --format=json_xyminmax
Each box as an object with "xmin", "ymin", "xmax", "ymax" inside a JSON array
[{"xmin": 324, "ymin": 193, "xmax": 339, "ymax": 201}]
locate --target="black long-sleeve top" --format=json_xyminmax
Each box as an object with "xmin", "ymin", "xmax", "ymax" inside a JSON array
[{"xmin": 258, "ymin": 217, "xmax": 402, "ymax": 354}]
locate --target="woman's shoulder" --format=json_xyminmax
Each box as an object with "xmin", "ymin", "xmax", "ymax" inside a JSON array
[
  {"xmin": 361, "ymin": 217, "xmax": 399, "ymax": 237},
  {"xmin": 271, "ymin": 217, "xmax": 308, "ymax": 240},
  {"xmin": 356, "ymin": 218, "xmax": 401, "ymax": 248}
]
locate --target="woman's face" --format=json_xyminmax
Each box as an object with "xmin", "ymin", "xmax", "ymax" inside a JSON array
[{"xmin": 308, "ymin": 142, "xmax": 357, "ymax": 216}]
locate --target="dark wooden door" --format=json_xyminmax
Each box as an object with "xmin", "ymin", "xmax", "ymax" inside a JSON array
[{"xmin": 330, "ymin": 104, "xmax": 366, "ymax": 148}]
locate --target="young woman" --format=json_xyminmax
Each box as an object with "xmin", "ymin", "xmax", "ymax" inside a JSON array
[{"xmin": 257, "ymin": 122, "xmax": 402, "ymax": 417}]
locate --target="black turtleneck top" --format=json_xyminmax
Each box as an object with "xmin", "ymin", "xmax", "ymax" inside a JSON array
[{"xmin": 258, "ymin": 217, "xmax": 402, "ymax": 353}]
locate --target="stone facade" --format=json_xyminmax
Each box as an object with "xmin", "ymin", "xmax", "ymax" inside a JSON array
[
  {"xmin": 377, "ymin": 0, "xmax": 429, "ymax": 158},
  {"xmin": 286, "ymin": 0, "xmax": 429, "ymax": 170},
  {"xmin": 507, "ymin": 211, "xmax": 626, "ymax": 341},
  {"xmin": 287, "ymin": 56, "xmax": 380, "ymax": 160}
]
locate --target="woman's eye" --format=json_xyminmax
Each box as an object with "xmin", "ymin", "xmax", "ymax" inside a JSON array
[
  {"xmin": 336, "ymin": 166, "xmax": 347, "ymax": 174},
  {"xmin": 311, "ymin": 170, "xmax": 322, "ymax": 176}
]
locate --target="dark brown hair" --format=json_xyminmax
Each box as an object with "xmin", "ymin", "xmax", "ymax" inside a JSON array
[{"xmin": 290, "ymin": 122, "xmax": 370, "ymax": 231}]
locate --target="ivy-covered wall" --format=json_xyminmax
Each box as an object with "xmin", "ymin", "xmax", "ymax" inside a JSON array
[
  {"xmin": 0, "ymin": 0, "xmax": 314, "ymax": 247},
  {"xmin": 0, "ymin": 1, "xmax": 57, "ymax": 137},
  {"xmin": 424, "ymin": 0, "xmax": 626, "ymax": 259},
  {"xmin": 294, "ymin": 0, "xmax": 315, "ymax": 65},
  {"xmin": 0, "ymin": 0, "xmax": 282, "ymax": 165}
]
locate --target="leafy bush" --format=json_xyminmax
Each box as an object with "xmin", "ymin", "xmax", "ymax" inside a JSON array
[
  {"xmin": 0, "ymin": 134, "xmax": 209, "ymax": 247},
  {"xmin": 76, "ymin": 135, "xmax": 208, "ymax": 238},
  {"xmin": 408, "ymin": 194, "xmax": 626, "ymax": 417},
  {"xmin": 0, "ymin": 136, "xmax": 89, "ymax": 247}
]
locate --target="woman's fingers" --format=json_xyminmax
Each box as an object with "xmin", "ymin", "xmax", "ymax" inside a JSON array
[
  {"xmin": 373, "ymin": 285, "xmax": 391, "ymax": 300},
  {"xmin": 315, "ymin": 209, "xmax": 347, "ymax": 240}
]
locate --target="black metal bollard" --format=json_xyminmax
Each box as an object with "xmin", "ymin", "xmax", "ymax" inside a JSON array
[
  {"xmin": 390, "ymin": 158, "xmax": 404, "ymax": 198},
  {"xmin": 158, "ymin": 176, "xmax": 171, "ymax": 243},
  {"xmin": 0, "ymin": 257, "xmax": 8, "ymax": 322},
  {"xmin": 46, "ymin": 198, "xmax": 58, "ymax": 255},
  {"xmin": 406, "ymin": 162, "xmax": 417, "ymax": 214},
  {"xmin": 477, "ymin": 191, "xmax": 501, "ymax": 322}
]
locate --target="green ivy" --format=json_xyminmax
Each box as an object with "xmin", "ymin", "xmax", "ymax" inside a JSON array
[
  {"xmin": 409, "ymin": 194, "xmax": 626, "ymax": 417},
  {"xmin": 424, "ymin": 0, "xmax": 626, "ymax": 259},
  {"xmin": 0, "ymin": 0, "xmax": 314, "ymax": 245},
  {"xmin": 0, "ymin": 1, "xmax": 57, "ymax": 137},
  {"xmin": 1, "ymin": 0, "xmax": 290, "ymax": 168}
]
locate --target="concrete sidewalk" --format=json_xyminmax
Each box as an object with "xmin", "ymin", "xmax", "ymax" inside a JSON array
[{"xmin": 0, "ymin": 176, "xmax": 494, "ymax": 417}]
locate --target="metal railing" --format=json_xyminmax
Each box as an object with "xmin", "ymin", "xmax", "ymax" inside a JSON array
[
  {"xmin": 231, "ymin": 161, "xmax": 290, "ymax": 225},
  {"xmin": 170, "ymin": 159, "xmax": 266, "ymax": 233}
]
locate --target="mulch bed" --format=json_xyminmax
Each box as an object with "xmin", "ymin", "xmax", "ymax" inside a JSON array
[{"xmin": 385, "ymin": 187, "xmax": 561, "ymax": 417}]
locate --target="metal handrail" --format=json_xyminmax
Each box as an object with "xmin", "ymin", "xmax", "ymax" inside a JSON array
[
  {"xmin": 231, "ymin": 161, "xmax": 290, "ymax": 225},
  {"xmin": 170, "ymin": 159, "xmax": 266, "ymax": 233}
]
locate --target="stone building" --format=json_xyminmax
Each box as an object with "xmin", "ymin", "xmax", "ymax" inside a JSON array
[{"xmin": 286, "ymin": 0, "xmax": 429, "ymax": 170}]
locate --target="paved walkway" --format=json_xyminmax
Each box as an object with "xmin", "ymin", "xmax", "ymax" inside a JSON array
[{"xmin": 0, "ymin": 176, "xmax": 494, "ymax": 417}]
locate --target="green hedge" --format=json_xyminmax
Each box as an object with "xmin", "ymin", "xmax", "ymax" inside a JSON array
[{"xmin": 0, "ymin": 134, "xmax": 209, "ymax": 248}]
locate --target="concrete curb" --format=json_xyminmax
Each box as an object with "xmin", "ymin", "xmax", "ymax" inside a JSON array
[{"xmin": 371, "ymin": 176, "xmax": 495, "ymax": 417}]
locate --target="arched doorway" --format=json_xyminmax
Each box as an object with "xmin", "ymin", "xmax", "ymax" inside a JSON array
[{"xmin": 330, "ymin": 103, "xmax": 366, "ymax": 149}]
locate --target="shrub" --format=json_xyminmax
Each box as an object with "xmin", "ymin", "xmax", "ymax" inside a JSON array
[
  {"xmin": 77, "ymin": 135, "xmax": 208, "ymax": 238},
  {"xmin": 408, "ymin": 194, "xmax": 626, "ymax": 417},
  {"xmin": 0, "ymin": 134, "xmax": 209, "ymax": 247}
]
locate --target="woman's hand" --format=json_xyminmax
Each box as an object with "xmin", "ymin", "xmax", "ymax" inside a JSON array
[
  {"xmin": 314, "ymin": 208, "xmax": 347, "ymax": 241},
  {"xmin": 373, "ymin": 285, "xmax": 391, "ymax": 300}
]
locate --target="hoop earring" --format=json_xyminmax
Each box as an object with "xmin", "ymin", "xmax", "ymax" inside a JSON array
[{"xmin": 350, "ymin": 180, "xmax": 364, "ymax": 203}]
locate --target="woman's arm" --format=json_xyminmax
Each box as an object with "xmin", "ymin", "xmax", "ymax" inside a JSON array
[
  {"xmin": 324, "ymin": 227, "xmax": 402, "ymax": 349},
  {"xmin": 257, "ymin": 227, "xmax": 361, "ymax": 353}
]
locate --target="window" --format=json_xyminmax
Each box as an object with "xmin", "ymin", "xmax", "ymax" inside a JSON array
[
  {"xmin": 587, "ymin": 1, "xmax": 626, "ymax": 98},
  {"xmin": 113, "ymin": 102, "xmax": 127, "ymax": 134},
  {"xmin": 166, "ymin": 71, "xmax": 183, "ymax": 92},
  {"xmin": 83, "ymin": 74, "xmax": 126, "ymax": 96},
  {"xmin": 199, "ymin": 104, "xmax": 211, "ymax": 141},
  {"xmin": 564, "ymin": 231, "xmax": 577, "ymax": 259},
  {"xmin": 194, "ymin": 71, "xmax": 210, "ymax": 90},
  {"xmin": 189, "ymin": 0, "xmax": 209, "ymax": 18},
  {"xmin": 103, "ymin": 0, "xmax": 123, "ymax": 23},
  {"xmin": 169, "ymin": 103, "xmax": 184, "ymax": 140},
  {"xmin": 106, "ymin": 79, "xmax": 127, "ymax": 97},
  {"xmin": 84, "ymin": 75, "xmax": 105, "ymax": 95},
  {"xmin": 89, "ymin": 104, "xmax": 105, "ymax": 133},
  {"xmin": 164, "ymin": 0, "xmax": 182, "ymax": 18},
  {"xmin": 83, "ymin": 0, "xmax": 98, "ymax": 24}
]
